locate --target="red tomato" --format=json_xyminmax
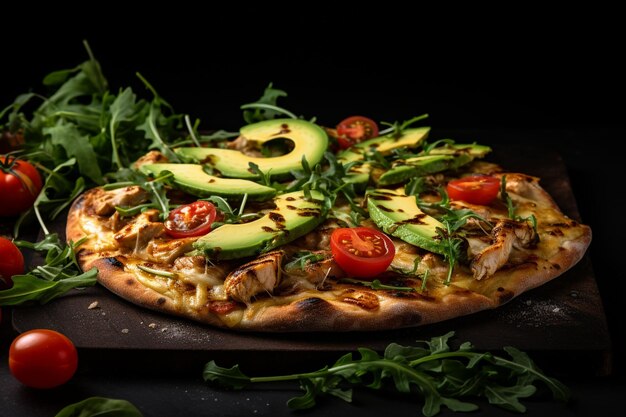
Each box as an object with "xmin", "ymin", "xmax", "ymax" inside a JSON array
[
  {"xmin": 0, "ymin": 157, "xmax": 43, "ymax": 217},
  {"xmin": 330, "ymin": 227, "xmax": 395, "ymax": 278},
  {"xmin": 164, "ymin": 201, "xmax": 218, "ymax": 238},
  {"xmin": 336, "ymin": 116, "xmax": 379, "ymax": 149},
  {"xmin": 9, "ymin": 329, "xmax": 78, "ymax": 389},
  {"xmin": 0, "ymin": 237, "xmax": 24, "ymax": 289},
  {"xmin": 446, "ymin": 175, "xmax": 500, "ymax": 205}
]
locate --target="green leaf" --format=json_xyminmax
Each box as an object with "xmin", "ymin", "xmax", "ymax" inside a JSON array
[
  {"xmin": 54, "ymin": 396, "xmax": 143, "ymax": 417},
  {"xmin": 0, "ymin": 275, "xmax": 58, "ymax": 305},
  {"xmin": 502, "ymin": 346, "xmax": 571, "ymax": 402},
  {"xmin": 0, "ymin": 268, "xmax": 97, "ymax": 306},
  {"xmin": 43, "ymin": 66, "xmax": 80, "ymax": 86},
  {"xmin": 286, "ymin": 379, "xmax": 320, "ymax": 410},
  {"xmin": 426, "ymin": 331, "xmax": 454, "ymax": 354},
  {"xmin": 440, "ymin": 397, "xmax": 479, "ymax": 412},
  {"xmin": 384, "ymin": 343, "xmax": 430, "ymax": 362},
  {"xmin": 242, "ymin": 83, "xmax": 290, "ymax": 124},
  {"xmin": 44, "ymin": 123, "xmax": 103, "ymax": 184},
  {"xmin": 484, "ymin": 384, "xmax": 536, "ymax": 412},
  {"xmin": 109, "ymin": 87, "xmax": 141, "ymax": 170},
  {"xmin": 202, "ymin": 361, "xmax": 250, "ymax": 389}
]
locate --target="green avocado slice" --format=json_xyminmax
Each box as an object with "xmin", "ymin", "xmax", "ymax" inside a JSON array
[
  {"xmin": 367, "ymin": 188, "xmax": 445, "ymax": 254},
  {"xmin": 377, "ymin": 143, "xmax": 492, "ymax": 185},
  {"xmin": 338, "ymin": 127, "xmax": 430, "ymax": 187},
  {"xmin": 194, "ymin": 190, "xmax": 327, "ymax": 260},
  {"xmin": 175, "ymin": 119, "xmax": 328, "ymax": 179},
  {"xmin": 140, "ymin": 163, "xmax": 276, "ymax": 201}
]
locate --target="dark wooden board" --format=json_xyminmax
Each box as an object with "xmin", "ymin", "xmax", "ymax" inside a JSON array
[{"xmin": 11, "ymin": 146, "xmax": 611, "ymax": 376}]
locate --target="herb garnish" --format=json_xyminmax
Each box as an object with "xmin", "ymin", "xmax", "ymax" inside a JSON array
[
  {"xmin": 379, "ymin": 113, "xmax": 429, "ymax": 138},
  {"xmin": 284, "ymin": 251, "xmax": 327, "ymax": 271},
  {"xmin": 500, "ymin": 175, "xmax": 539, "ymax": 236},
  {"xmin": 203, "ymin": 331, "xmax": 570, "ymax": 416},
  {"xmin": 0, "ymin": 234, "xmax": 97, "ymax": 306}
]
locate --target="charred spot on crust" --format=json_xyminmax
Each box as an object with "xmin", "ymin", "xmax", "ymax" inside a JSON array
[
  {"xmin": 552, "ymin": 263, "xmax": 561, "ymax": 270},
  {"xmin": 156, "ymin": 297, "xmax": 167, "ymax": 305},
  {"xmin": 126, "ymin": 279, "xmax": 134, "ymax": 285},
  {"xmin": 496, "ymin": 287, "xmax": 514, "ymax": 304},
  {"xmin": 296, "ymin": 297, "xmax": 328, "ymax": 310},
  {"xmin": 105, "ymin": 257, "xmax": 124, "ymax": 269}
]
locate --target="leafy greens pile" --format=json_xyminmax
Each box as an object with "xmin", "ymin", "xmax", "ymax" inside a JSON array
[
  {"xmin": 0, "ymin": 42, "xmax": 210, "ymax": 305},
  {"xmin": 204, "ymin": 331, "xmax": 570, "ymax": 416}
]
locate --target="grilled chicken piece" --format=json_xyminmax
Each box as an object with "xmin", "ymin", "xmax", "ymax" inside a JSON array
[
  {"xmin": 224, "ymin": 250, "xmax": 284, "ymax": 303},
  {"xmin": 471, "ymin": 219, "xmax": 537, "ymax": 280},
  {"xmin": 145, "ymin": 237, "xmax": 198, "ymax": 264},
  {"xmin": 173, "ymin": 256, "xmax": 232, "ymax": 287},
  {"xmin": 114, "ymin": 210, "xmax": 165, "ymax": 251},
  {"xmin": 133, "ymin": 150, "xmax": 169, "ymax": 169},
  {"xmin": 283, "ymin": 250, "xmax": 345, "ymax": 286},
  {"xmin": 93, "ymin": 186, "xmax": 150, "ymax": 216}
]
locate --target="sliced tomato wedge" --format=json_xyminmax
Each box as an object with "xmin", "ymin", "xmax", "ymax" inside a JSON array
[
  {"xmin": 164, "ymin": 201, "xmax": 218, "ymax": 238},
  {"xmin": 446, "ymin": 175, "xmax": 500, "ymax": 205},
  {"xmin": 336, "ymin": 116, "xmax": 379, "ymax": 149},
  {"xmin": 330, "ymin": 227, "xmax": 395, "ymax": 278}
]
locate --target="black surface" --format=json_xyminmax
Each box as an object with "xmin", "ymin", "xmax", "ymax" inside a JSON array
[{"xmin": 2, "ymin": 8, "xmax": 625, "ymax": 417}]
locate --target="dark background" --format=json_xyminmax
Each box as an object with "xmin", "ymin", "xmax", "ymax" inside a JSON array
[{"xmin": 1, "ymin": 6, "xmax": 624, "ymax": 415}]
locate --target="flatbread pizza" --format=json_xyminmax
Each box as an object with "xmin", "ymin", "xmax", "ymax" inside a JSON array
[{"xmin": 66, "ymin": 118, "xmax": 591, "ymax": 331}]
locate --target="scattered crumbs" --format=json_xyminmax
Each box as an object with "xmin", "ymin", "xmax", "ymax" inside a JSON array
[
  {"xmin": 140, "ymin": 321, "xmax": 144, "ymax": 325},
  {"xmin": 552, "ymin": 307, "xmax": 561, "ymax": 313},
  {"xmin": 266, "ymin": 403, "xmax": 270, "ymax": 406},
  {"xmin": 201, "ymin": 398, "xmax": 205, "ymax": 401},
  {"xmin": 253, "ymin": 411, "xmax": 258, "ymax": 414},
  {"xmin": 101, "ymin": 312, "xmax": 106, "ymax": 316},
  {"xmin": 214, "ymin": 398, "xmax": 218, "ymax": 402},
  {"xmin": 570, "ymin": 291, "xmax": 579, "ymax": 298},
  {"xmin": 161, "ymin": 327, "xmax": 168, "ymax": 332},
  {"xmin": 246, "ymin": 398, "xmax": 250, "ymax": 401},
  {"xmin": 525, "ymin": 300, "xmax": 532, "ymax": 306},
  {"xmin": 88, "ymin": 301, "xmax": 99, "ymax": 310},
  {"xmin": 148, "ymin": 323, "xmax": 157, "ymax": 329},
  {"xmin": 121, "ymin": 328, "xmax": 129, "ymax": 334}
]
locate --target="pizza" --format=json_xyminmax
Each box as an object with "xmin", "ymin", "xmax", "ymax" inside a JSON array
[{"xmin": 65, "ymin": 118, "xmax": 591, "ymax": 332}]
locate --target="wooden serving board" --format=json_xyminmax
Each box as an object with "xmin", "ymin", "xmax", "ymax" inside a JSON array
[{"xmin": 11, "ymin": 146, "xmax": 611, "ymax": 376}]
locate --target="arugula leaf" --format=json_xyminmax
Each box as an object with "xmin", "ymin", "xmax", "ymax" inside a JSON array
[
  {"xmin": 284, "ymin": 251, "xmax": 327, "ymax": 271},
  {"xmin": 203, "ymin": 332, "xmax": 569, "ymax": 416},
  {"xmin": 0, "ymin": 233, "xmax": 97, "ymax": 306},
  {"xmin": 379, "ymin": 114, "xmax": 429, "ymax": 138},
  {"xmin": 44, "ymin": 123, "xmax": 103, "ymax": 183},
  {"xmin": 54, "ymin": 396, "xmax": 143, "ymax": 417},
  {"xmin": 241, "ymin": 83, "xmax": 296, "ymax": 123}
]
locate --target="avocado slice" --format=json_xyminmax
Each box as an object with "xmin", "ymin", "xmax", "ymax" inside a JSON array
[
  {"xmin": 367, "ymin": 188, "xmax": 445, "ymax": 254},
  {"xmin": 377, "ymin": 143, "xmax": 492, "ymax": 185},
  {"xmin": 140, "ymin": 163, "xmax": 276, "ymax": 201},
  {"xmin": 338, "ymin": 127, "xmax": 430, "ymax": 186},
  {"xmin": 194, "ymin": 190, "xmax": 327, "ymax": 260},
  {"xmin": 175, "ymin": 119, "xmax": 328, "ymax": 179},
  {"xmin": 337, "ymin": 127, "xmax": 430, "ymax": 163}
]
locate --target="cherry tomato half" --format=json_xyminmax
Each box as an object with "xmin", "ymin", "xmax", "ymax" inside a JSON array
[
  {"xmin": 336, "ymin": 116, "xmax": 379, "ymax": 149},
  {"xmin": 164, "ymin": 201, "xmax": 218, "ymax": 238},
  {"xmin": 446, "ymin": 175, "xmax": 500, "ymax": 205},
  {"xmin": 0, "ymin": 237, "xmax": 24, "ymax": 289},
  {"xmin": 9, "ymin": 329, "xmax": 78, "ymax": 389},
  {"xmin": 330, "ymin": 227, "xmax": 395, "ymax": 278},
  {"xmin": 0, "ymin": 157, "xmax": 43, "ymax": 217}
]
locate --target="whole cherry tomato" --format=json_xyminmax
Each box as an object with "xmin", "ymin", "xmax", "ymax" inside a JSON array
[
  {"xmin": 9, "ymin": 329, "xmax": 78, "ymax": 389},
  {"xmin": 0, "ymin": 237, "xmax": 24, "ymax": 289},
  {"xmin": 0, "ymin": 157, "xmax": 43, "ymax": 217}
]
